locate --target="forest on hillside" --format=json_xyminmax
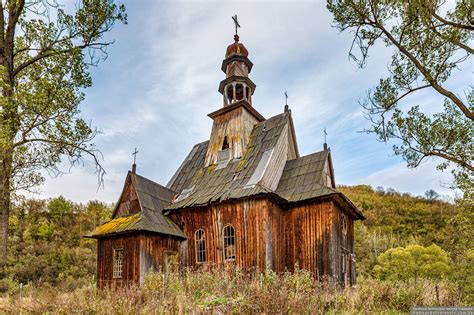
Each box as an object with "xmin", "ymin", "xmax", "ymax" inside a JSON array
[{"xmin": 0, "ymin": 185, "xmax": 472, "ymax": 313}]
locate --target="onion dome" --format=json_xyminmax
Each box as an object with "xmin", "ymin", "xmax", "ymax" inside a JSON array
[{"xmin": 225, "ymin": 34, "xmax": 249, "ymax": 58}]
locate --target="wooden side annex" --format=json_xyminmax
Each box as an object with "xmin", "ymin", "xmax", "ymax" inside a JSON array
[{"xmin": 86, "ymin": 172, "xmax": 185, "ymax": 288}]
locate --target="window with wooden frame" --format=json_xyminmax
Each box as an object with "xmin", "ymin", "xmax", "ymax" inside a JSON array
[
  {"xmin": 113, "ymin": 248, "xmax": 124, "ymax": 278},
  {"xmin": 195, "ymin": 229, "xmax": 206, "ymax": 263},
  {"xmin": 223, "ymin": 225, "xmax": 236, "ymax": 261}
]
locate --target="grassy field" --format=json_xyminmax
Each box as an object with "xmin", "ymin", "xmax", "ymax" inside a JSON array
[{"xmin": 0, "ymin": 269, "xmax": 465, "ymax": 314}]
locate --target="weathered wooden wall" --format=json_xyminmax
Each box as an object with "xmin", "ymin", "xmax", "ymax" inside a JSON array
[
  {"xmin": 279, "ymin": 201, "xmax": 336, "ymax": 278},
  {"xmin": 169, "ymin": 197, "xmax": 356, "ymax": 283},
  {"xmin": 332, "ymin": 202, "xmax": 355, "ymax": 285},
  {"xmin": 139, "ymin": 233, "xmax": 181, "ymax": 284},
  {"xmin": 97, "ymin": 232, "xmax": 181, "ymax": 288},
  {"xmin": 97, "ymin": 198, "xmax": 357, "ymax": 287},
  {"xmin": 97, "ymin": 233, "xmax": 140, "ymax": 289},
  {"xmin": 170, "ymin": 198, "xmax": 274, "ymax": 271},
  {"xmin": 205, "ymin": 106, "xmax": 260, "ymax": 166}
]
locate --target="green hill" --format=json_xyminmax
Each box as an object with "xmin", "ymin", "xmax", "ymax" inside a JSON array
[{"xmin": 338, "ymin": 185, "xmax": 472, "ymax": 276}]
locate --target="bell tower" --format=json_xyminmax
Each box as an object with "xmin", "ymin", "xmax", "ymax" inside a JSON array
[
  {"xmin": 219, "ymin": 33, "xmax": 255, "ymax": 106},
  {"xmin": 205, "ymin": 16, "xmax": 265, "ymax": 167}
]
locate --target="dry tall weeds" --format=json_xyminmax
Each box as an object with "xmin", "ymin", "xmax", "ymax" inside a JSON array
[{"xmin": 0, "ymin": 268, "xmax": 464, "ymax": 314}]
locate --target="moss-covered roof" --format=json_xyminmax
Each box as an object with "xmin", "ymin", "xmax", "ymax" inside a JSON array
[
  {"xmin": 85, "ymin": 173, "xmax": 186, "ymax": 239},
  {"xmin": 87, "ymin": 212, "xmax": 141, "ymax": 237}
]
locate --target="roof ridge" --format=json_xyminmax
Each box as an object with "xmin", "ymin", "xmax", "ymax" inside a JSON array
[
  {"xmin": 257, "ymin": 111, "xmax": 289, "ymax": 125},
  {"xmin": 293, "ymin": 150, "xmax": 328, "ymax": 160},
  {"xmin": 131, "ymin": 172, "xmax": 176, "ymax": 194}
]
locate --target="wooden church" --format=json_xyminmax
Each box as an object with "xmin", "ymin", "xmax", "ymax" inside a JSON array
[{"xmin": 86, "ymin": 27, "xmax": 365, "ymax": 289}]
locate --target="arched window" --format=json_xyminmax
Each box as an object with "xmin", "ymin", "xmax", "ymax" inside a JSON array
[
  {"xmin": 222, "ymin": 136, "xmax": 229, "ymax": 150},
  {"xmin": 223, "ymin": 225, "xmax": 236, "ymax": 261},
  {"xmin": 235, "ymin": 84, "xmax": 244, "ymax": 101},
  {"xmin": 195, "ymin": 229, "xmax": 206, "ymax": 263}
]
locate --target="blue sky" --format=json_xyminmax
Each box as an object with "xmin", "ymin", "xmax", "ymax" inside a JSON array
[{"xmin": 35, "ymin": 0, "xmax": 466, "ymax": 203}]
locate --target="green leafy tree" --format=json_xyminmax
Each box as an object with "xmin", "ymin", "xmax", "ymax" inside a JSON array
[
  {"xmin": 36, "ymin": 218, "xmax": 54, "ymax": 241},
  {"xmin": 374, "ymin": 244, "xmax": 451, "ymax": 282},
  {"xmin": 327, "ymin": 0, "xmax": 473, "ymax": 196},
  {"xmin": 48, "ymin": 196, "xmax": 73, "ymax": 220},
  {"xmin": 451, "ymin": 249, "xmax": 474, "ymax": 304},
  {"xmin": 0, "ymin": 0, "xmax": 127, "ymax": 268}
]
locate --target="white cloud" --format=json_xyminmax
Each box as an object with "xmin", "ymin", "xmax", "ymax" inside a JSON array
[{"xmin": 32, "ymin": 0, "xmax": 461, "ymax": 203}]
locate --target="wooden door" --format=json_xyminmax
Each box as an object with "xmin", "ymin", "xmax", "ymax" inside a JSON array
[{"xmin": 163, "ymin": 251, "xmax": 179, "ymax": 273}]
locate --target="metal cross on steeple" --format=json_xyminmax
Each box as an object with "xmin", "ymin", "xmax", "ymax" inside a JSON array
[
  {"xmin": 232, "ymin": 15, "xmax": 240, "ymax": 35},
  {"xmin": 285, "ymin": 91, "xmax": 288, "ymax": 105},
  {"xmin": 132, "ymin": 147, "xmax": 139, "ymax": 164},
  {"xmin": 323, "ymin": 128, "xmax": 327, "ymax": 143},
  {"xmin": 131, "ymin": 147, "xmax": 139, "ymax": 173}
]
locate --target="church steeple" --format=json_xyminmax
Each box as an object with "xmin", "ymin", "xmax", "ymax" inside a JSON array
[
  {"xmin": 204, "ymin": 17, "xmax": 264, "ymax": 167},
  {"xmin": 219, "ymin": 33, "xmax": 255, "ymax": 106}
]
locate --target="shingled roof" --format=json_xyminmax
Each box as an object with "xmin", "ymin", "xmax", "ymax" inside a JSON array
[
  {"xmin": 165, "ymin": 112, "xmax": 364, "ymax": 220},
  {"xmin": 86, "ymin": 173, "xmax": 186, "ymax": 238},
  {"xmin": 166, "ymin": 112, "xmax": 290, "ymax": 210},
  {"xmin": 276, "ymin": 150, "xmax": 334, "ymax": 202},
  {"xmin": 276, "ymin": 152, "xmax": 364, "ymax": 219}
]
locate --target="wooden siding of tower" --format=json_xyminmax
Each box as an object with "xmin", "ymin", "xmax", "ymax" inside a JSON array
[
  {"xmin": 97, "ymin": 232, "xmax": 181, "ymax": 288},
  {"xmin": 205, "ymin": 106, "xmax": 260, "ymax": 166}
]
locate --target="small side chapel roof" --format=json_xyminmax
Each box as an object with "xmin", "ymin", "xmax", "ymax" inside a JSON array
[
  {"xmin": 85, "ymin": 172, "xmax": 186, "ymax": 239},
  {"xmin": 276, "ymin": 150, "xmax": 333, "ymax": 201},
  {"xmin": 276, "ymin": 152, "xmax": 364, "ymax": 219}
]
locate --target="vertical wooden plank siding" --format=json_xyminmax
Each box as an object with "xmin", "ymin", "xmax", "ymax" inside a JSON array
[
  {"xmin": 205, "ymin": 106, "xmax": 260, "ymax": 166},
  {"xmin": 172, "ymin": 198, "xmax": 273, "ymax": 271},
  {"xmin": 168, "ymin": 197, "xmax": 357, "ymax": 283},
  {"xmin": 139, "ymin": 233, "xmax": 181, "ymax": 284},
  {"xmin": 331, "ymin": 202, "xmax": 355, "ymax": 284},
  {"xmin": 97, "ymin": 234, "xmax": 141, "ymax": 289},
  {"xmin": 115, "ymin": 178, "xmax": 140, "ymax": 217},
  {"xmin": 97, "ymin": 233, "xmax": 181, "ymax": 288},
  {"xmin": 280, "ymin": 201, "xmax": 335, "ymax": 277}
]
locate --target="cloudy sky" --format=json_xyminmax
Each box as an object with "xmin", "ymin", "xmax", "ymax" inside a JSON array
[{"xmin": 34, "ymin": 0, "xmax": 466, "ymax": 203}]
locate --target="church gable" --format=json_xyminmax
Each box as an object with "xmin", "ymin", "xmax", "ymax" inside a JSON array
[
  {"xmin": 86, "ymin": 172, "xmax": 186, "ymax": 239},
  {"xmin": 114, "ymin": 173, "xmax": 140, "ymax": 218}
]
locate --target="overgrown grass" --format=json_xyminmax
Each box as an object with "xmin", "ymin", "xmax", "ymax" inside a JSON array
[{"xmin": 0, "ymin": 269, "xmax": 466, "ymax": 314}]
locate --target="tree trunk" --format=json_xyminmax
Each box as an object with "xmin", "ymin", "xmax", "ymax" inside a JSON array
[{"xmin": 0, "ymin": 156, "xmax": 11, "ymax": 269}]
